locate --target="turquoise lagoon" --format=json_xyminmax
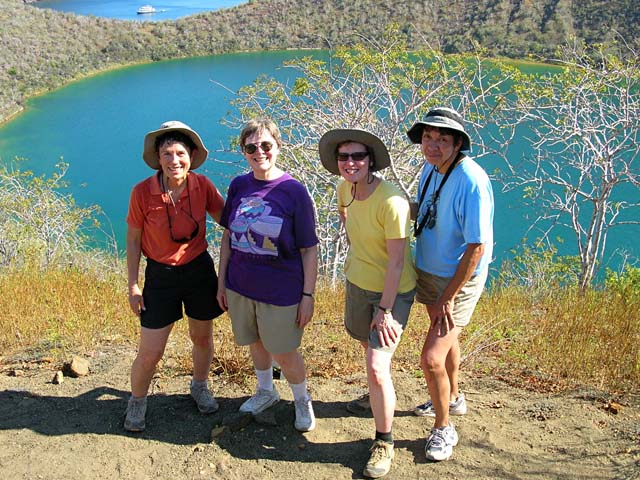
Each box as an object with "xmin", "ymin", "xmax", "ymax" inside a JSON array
[
  {"xmin": 34, "ymin": 0, "xmax": 246, "ymax": 21},
  {"xmin": 0, "ymin": 51, "xmax": 636, "ymax": 274}
]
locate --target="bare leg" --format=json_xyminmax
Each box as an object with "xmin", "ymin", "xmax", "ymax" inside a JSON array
[
  {"xmin": 130, "ymin": 324, "xmax": 173, "ymax": 397},
  {"xmin": 367, "ymin": 347, "xmax": 395, "ymax": 433},
  {"xmin": 188, "ymin": 317, "xmax": 214, "ymax": 382},
  {"xmin": 446, "ymin": 336, "xmax": 461, "ymax": 401},
  {"xmin": 420, "ymin": 305, "xmax": 461, "ymax": 428},
  {"xmin": 248, "ymin": 340, "xmax": 273, "ymax": 371},
  {"xmin": 272, "ymin": 349, "xmax": 306, "ymax": 385}
]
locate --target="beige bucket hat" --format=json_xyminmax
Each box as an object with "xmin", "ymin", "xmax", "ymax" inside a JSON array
[
  {"xmin": 142, "ymin": 120, "xmax": 208, "ymax": 170},
  {"xmin": 318, "ymin": 129, "xmax": 391, "ymax": 175}
]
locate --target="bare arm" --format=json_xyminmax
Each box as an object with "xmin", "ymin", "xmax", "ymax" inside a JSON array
[
  {"xmin": 208, "ymin": 190, "xmax": 224, "ymax": 224},
  {"xmin": 296, "ymin": 245, "xmax": 318, "ymax": 328},
  {"xmin": 410, "ymin": 201, "xmax": 418, "ymax": 221},
  {"xmin": 216, "ymin": 229, "xmax": 231, "ymax": 311},
  {"xmin": 371, "ymin": 238, "xmax": 407, "ymax": 348},
  {"xmin": 126, "ymin": 226, "xmax": 144, "ymax": 316}
]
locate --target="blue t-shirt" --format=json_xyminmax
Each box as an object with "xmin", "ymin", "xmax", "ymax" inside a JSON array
[
  {"xmin": 414, "ymin": 157, "xmax": 494, "ymax": 277},
  {"xmin": 220, "ymin": 172, "xmax": 318, "ymax": 306}
]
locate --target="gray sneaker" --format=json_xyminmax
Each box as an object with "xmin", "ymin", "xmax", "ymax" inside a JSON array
[
  {"xmin": 294, "ymin": 396, "xmax": 316, "ymax": 432},
  {"xmin": 124, "ymin": 396, "xmax": 147, "ymax": 432},
  {"xmin": 239, "ymin": 387, "xmax": 280, "ymax": 415},
  {"xmin": 190, "ymin": 380, "xmax": 219, "ymax": 414},
  {"xmin": 346, "ymin": 393, "xmax": 371, "ymax": 415},
  {"xmin": 414, "ymin": 393, "xmax": 467, "ymax": 417},
  {"xmin": 363, "ymin": 439, "xmax": 394, "ymax": 478},
  {"xmin": 425, "ymin": 423, "xmax": 459, "ymax": 461}
]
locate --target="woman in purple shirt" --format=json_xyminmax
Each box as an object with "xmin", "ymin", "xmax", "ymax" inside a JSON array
[{"xmin": 217, "ymin": 118, "xmax": 319, "ymax": 432}]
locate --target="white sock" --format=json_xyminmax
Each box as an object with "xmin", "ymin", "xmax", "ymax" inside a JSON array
[
  {"xmin": 289, "ymin": 380, "xmax": 309, "ymax": 402},
  {"xmin": 256, "ymin": 367, "xmax": 273, "ymax": 391}
]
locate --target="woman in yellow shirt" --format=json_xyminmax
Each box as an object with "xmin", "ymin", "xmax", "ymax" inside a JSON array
[{"xmin": 319, "ymin": 129, "xmax": 416, "ymax": 478}]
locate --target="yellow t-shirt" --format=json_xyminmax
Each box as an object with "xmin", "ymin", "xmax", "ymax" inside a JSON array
[{"xmin": 338, "ymin": 179, "xmax": 416, "ymax": 293}]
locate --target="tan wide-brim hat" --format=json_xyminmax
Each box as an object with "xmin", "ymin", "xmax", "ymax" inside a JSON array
[
  {"xmin": 407, "ymin": 107, "xmax": 472, "ymax": 152},
  {"xmin": 318, "ymin": 129, "xmax": 391, "ymax": 176},
  {"xmin": 142, "ymin": 120, "xmax": 209, "ymax": 170}
]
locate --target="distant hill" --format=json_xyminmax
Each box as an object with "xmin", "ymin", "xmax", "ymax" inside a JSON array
[{"xmin": 1, "ymin": 0, "xmax": 638, "ymax": 124}]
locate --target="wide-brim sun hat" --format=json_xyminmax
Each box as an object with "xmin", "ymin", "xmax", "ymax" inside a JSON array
[
  {"xmin": 407, "ymin": 107, "xmax": 472, "ymax": 152},
  {"xmin": 142, "ymin": 120, "xmax": 209, "ymax": 170},
  {"xmin": 318, "ymin": 129, "xmax": 391, "ymax": 176}
]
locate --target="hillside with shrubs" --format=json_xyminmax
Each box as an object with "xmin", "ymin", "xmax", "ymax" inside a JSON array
[{"xmin": 1, "ymin": 0, "xmax": 639, "ymax": 123}]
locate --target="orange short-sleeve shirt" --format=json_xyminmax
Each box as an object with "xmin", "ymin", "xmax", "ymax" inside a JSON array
[{"xmin": 126, "ymin": 172, "xmax": 224, "ymax": 265}]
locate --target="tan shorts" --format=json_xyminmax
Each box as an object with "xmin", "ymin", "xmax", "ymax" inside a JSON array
[
  {"xmin": 344, "ymin": 281, "xmax": 415, "ymax": 352},
  {"xmin": 415, "ymin": 268, "xmax": 488, "ymax": 327},
  {"xmin": 226, "ymin": 288, "xmax": 303, "ymax": 354}
]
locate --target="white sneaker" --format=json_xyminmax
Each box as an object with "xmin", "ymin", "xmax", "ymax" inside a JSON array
[
  {"xmin": 294, "ymin": 396, "xmax": 316, "ymax": 432},
  {"xmin": 414, "ymin": 393, "xmax": 468, "ymax": 417},
  {"xmin": 425, "ymin": 423, "xmax": 459, "ymax": 461},
  {"xmin": 239, "ymin": 387, "xmax": 280, "ymax": 415}
]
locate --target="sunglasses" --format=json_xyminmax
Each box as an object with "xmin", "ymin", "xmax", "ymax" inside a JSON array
[
  {"xmin": 243, "ymin": 141, "xmax": 274, "ymax": 154},
  {"xmin": 337, "ymin": 152, "xmax": 369, "ymax": 162}
]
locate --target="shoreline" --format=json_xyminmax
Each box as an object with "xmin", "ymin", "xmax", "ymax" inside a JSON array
[{"xmin": 0, "ymin": 49, "xmax": 555, "ymax": 129}]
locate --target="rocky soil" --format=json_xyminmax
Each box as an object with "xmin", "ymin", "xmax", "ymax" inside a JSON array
[{"xmin": 0, "ymin": 344, "xmax": 638, "ymax": 480}]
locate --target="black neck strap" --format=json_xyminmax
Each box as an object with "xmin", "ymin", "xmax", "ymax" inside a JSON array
[
  {"xmin": 414, "ymin": 153, "xmax": 463, "ymax": 237},
  {"xmin": 161, "ymin": 173, "xmax": 193, "ymax": 228}
]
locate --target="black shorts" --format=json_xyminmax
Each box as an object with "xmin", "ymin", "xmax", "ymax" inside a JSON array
[{"xmin": 140, "ymin": 251, "xmax": 224, "ymax": 329}]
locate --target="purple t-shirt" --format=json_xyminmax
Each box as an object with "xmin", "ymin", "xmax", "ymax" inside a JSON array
[{"xmin": 220, "ymin": 172, "xmax": 318, "ymax": 306}]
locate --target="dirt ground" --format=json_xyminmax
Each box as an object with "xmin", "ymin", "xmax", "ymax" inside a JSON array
[{"xmin": 0, "ymin": 343, "xmax": 638, "ymax": 480}]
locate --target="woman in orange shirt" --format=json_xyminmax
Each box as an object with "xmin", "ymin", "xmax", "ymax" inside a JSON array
[{"xmin": 124, "ymin": 121, "xmax": 224, "ymax": 432}]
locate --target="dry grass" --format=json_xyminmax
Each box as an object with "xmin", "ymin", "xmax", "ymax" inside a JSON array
[
  {"xmin": 0, "ymin": 267, "xmax": 637, "ymax": 395},
  {"xmin": 0, "ymin": 267, "xmax": 135, "ymax": 357}
]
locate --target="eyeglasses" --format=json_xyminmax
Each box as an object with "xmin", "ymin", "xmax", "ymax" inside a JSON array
[
  {"xmin": 243, "ymin": 141, "xmax": 274, "ymax": 154},
  {"xmin": 337, "ymin": 152, "xmax": 369, "ymax": 162}
]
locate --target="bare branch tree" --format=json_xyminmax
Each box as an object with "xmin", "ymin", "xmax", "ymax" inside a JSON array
[
  {"xmin": 503, "ymin": 41, "xmax": 640, "ymax": 290},
  {"xmin": 216, "ymin": 27, "xmax": 516, "ymax": 282},
  {"xmin": 0, "ymin": 161, "xmax": 107, "ymax": 269}
]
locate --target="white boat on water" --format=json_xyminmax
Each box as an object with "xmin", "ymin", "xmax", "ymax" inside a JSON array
[{"xmin": 137, "ymin": 5, "xmax": 156, "ymax": 14}]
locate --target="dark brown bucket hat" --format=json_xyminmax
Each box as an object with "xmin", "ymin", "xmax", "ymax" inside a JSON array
[{"xmin": 407, "ymin": 107, "xmax": 471, "ymax": 152}]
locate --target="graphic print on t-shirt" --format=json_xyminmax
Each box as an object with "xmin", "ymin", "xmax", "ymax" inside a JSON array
[{"xmin": 229, "ymin": 196, "xmax": 283, "ymax": 256}]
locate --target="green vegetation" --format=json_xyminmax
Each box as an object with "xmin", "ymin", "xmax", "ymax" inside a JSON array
[
  {"xmin": 221, "ymin": 28, "xmax": 640, "ymax": 289},
  {"xmin": 0, "ymin": 103, "xmax": 637, "ymax": 395},
  {"xmin": 1, "ymin": 238, "xmax": 637, "ymax": 394},
  {"xmin": 1, "ymin": 0, "xmax": 639, "ymax": 123},
  {"xmin": 0, "ymin": 2, "xmax": 638, "ymax": 395}
]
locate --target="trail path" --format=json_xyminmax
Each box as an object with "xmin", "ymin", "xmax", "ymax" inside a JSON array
[{"xmin": 0, "ymin": 344, "xmax": 638, "ymax": 479}]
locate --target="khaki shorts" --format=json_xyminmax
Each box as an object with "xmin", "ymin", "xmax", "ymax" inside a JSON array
[
  {"xmin": 344, "ymin": 281, "xmax": 415, "ymax": 352},
  {"xmin": 415, "ymin": 268, "xmax": 488, "ymax": 327},
  {"xmin": 226, "ymin": 288, "xmax": 303, "ymax": 354}
]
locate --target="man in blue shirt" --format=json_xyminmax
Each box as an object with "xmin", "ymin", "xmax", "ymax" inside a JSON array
[{"xmin": 408, "ymin": 107, "xmax": 494, "ymax": 462}]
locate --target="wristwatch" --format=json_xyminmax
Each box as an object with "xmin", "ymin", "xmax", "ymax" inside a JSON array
[{"xmin": 378, "ymin": 305, "xmax": 392, "ymax": 315}]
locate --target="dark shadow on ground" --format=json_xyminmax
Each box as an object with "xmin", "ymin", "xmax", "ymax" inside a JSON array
[
  {"xmin": 0, "ymin": 387, "xmax": 220, "ymax": 445},
  {"xmin": 0, "ymin": 388, "xmax": 425, "ymax": 477}
]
